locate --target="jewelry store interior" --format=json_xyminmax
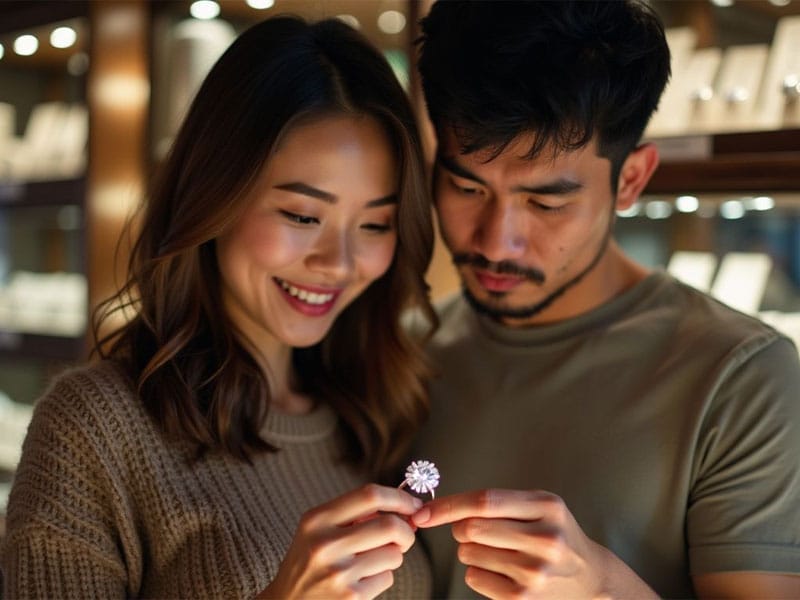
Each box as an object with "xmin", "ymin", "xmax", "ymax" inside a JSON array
[{"xmin": 1, "ymin": 0, "xmax": 799, "ymax": 536}]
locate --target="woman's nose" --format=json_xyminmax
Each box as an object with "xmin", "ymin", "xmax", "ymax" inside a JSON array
[{"xmin": 305, "ymin": 228, "xmax": 356, "ymax": 283}]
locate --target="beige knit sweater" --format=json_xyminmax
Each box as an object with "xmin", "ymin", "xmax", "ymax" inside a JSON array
[{"xmin": 1, "ymin": 361, "xmax": 431, "ymax": 598}]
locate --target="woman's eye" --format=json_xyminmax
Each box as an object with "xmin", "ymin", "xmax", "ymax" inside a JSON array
[
  {"xmin": 280, "ymin": 210, "xmax": 318, "ymax": 225},
  {"xmin": 361, "ymin": 222, "xmax": 393, "ymax": 234}
]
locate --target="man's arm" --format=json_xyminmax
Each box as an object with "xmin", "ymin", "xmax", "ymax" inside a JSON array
[{"xmin": 693, "ymin": 572, "xmax": 800, "ymax": 599}]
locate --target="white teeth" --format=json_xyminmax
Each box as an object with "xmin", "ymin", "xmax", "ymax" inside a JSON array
[{"xmin": 277, "ymin": 279, "xmax": 334, "ymax": 305}]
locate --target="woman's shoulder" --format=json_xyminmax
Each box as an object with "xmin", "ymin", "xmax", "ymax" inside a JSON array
[{"xmin": 32, "ymin": 359, "xmax": 144, "ymax": 439}]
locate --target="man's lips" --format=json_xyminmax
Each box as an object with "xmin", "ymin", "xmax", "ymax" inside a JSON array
[{"xmin": 472, "ymin": 268, "xmax": 526, "ymax": 292}]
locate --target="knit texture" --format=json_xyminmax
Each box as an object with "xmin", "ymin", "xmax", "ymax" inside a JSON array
[{"xmin": 1, "ymin": 361, "xmax": 431, "ymax": 598}]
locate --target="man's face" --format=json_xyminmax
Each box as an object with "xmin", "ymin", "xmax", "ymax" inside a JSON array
[{"xmin": 433, "ymin": 128, "xmax": 618, "ymax": 326}]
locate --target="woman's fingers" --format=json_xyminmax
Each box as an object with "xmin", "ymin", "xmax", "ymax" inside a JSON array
[
  {"xmin": 348, "ymin": 514, "xmax": 417, "ymax": 554},
  {"xmin": 310, "ymin": 513, "xmax": 416, "ymax": 569},
  {"xmin": 349, "ymin": 570, "xmax": 395, "ymax": 599},
  {"xmin": 303, "ymin": 484, "xmax": 423, "ymax": 530},
  {"xmin": 348, "ymin": 544, "xmax": 404, "ymax": 581}
]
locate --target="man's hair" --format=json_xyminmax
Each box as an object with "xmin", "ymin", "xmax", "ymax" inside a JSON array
[
  {"xmin": 417, "ymin": 0, "xmax": 671, "ymax": 180},
  {"xmin": 94, "ymin": 16, "xmax": 435, "ymax": 477}
]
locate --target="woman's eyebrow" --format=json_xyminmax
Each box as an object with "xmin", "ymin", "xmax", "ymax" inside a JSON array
[
  {"xmin": 274, "ymin": 182, "xmax": 336, "ymax": 203},
  {"xmin": 274, "ymin": 182, "xmax": 397, "ymax": 207}
]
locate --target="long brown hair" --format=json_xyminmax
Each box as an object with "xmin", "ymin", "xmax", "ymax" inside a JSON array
[{"xmin": 94, "ymin": 16, "xmax": 436, "ymax": 476}]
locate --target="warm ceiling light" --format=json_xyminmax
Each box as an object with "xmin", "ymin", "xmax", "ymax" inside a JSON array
[
  {"xmin": 50, "ymin": 26, "xmax": 77, "ymax": 49},
  {"xmin": 246, "ymin": 0, "xmax": 275, "ymax": 8},
  {"xmin": 0, "ymin": 43, "xmax": 4, "ymax": 60},
  {"xmin": 14, "ymin": 34, "xmax": 39, "ymax": 56},
  {"xmin": 377, "ymin": 10, "xmax": 406, "ymax": 34},
  {"xmin": 190, "ymin": 0, "xmax": 221, "ymax": 20}
]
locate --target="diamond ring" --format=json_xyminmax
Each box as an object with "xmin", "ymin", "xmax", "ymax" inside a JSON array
[{"xmin": 398, "ymin": 459, "xmax": 440, "ymax": 500}]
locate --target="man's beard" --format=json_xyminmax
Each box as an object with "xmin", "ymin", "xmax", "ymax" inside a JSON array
[{"xmin": 454, "ymin": 222, "xmax": 614, "ymax": 323}]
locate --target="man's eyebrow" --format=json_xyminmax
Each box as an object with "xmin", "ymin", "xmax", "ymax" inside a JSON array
[
  {"xmin": 438, "ymin": 155, "xmax": 583, "ymax": 196},
  {"xmin": 437, "ymin": 154, "xmax": 487, "ymax": 185},
  {"xmin": 274, "ymin": 182, "xmax": 397, "ymax": 207},
  {"xmin": 513, "ymin": 180, "xmax": 583, "ymax": 195}
]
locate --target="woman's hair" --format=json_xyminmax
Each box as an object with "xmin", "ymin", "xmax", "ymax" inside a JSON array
[{"xmin": 94, "ymin": 16, "xmax": 436, "ymax": 477}]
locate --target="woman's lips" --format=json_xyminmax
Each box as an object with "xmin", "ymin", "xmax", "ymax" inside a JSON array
[{"xmin": 274, "ymin": 277, "xmax": 341, "ymax": 316}]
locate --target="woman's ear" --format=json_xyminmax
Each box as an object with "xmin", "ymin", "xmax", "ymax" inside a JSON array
[{"xmin": 615, "ymin": 143, "xmax": 659, "ymax": 211}]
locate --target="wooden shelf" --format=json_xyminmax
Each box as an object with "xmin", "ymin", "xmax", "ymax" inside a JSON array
[
  {"xmin": 0, "ymin": 1, "xmax": 89, "ymax": 35},
  {"xmin": 0, "ymin": 177, "xmax": 85, "ymax": 208},
  {"xmin": 0, "ymin": 330, "xmax": 87, "ymax": 362},
  {"xmin": 646, "ymin": 129, "xmax": 800, "ymax": 194}
]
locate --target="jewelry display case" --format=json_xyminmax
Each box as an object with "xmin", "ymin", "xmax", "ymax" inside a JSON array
[{"xmin": 616, "ymin": 0, "xmax": 800, "ymax": 349}]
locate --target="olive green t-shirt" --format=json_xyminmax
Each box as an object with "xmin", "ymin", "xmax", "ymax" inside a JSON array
[{"xmin": 414, "ymin": 271, "xmax": 800, "ymax": 598}]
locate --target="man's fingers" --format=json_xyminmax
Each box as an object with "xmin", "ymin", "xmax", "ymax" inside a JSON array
[
  {"xmin": 412, "ymin": 488, "xmax": 563, "ymax": 527},
  {"xmin": 452, "ymin": 517, "xmax": 563, "ymax": 557},
  {"xmin": 463, "ymin": 565, "xmax": 521, "ymax": 600},
  {"xmin": 458, "ymin": 542, "xmax": 549, "ymax": 590}
]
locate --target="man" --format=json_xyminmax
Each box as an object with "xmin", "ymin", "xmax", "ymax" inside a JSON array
[{"xmin": 410, "ymin": 1, "xmax": 800, "ymax": 598}]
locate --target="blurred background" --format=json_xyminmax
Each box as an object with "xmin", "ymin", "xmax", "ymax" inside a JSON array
[{"xmin": 1, "ymin": 0, "xmax": 799, "ymax": 536}]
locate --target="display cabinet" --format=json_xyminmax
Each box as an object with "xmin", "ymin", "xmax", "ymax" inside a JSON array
[
  {"xmin": 616, "ymin": 0, "xmax": 800, "ymax": 347},
  {"xmin": 0, "ymin": 0, "xmax": 149, "ymax": 535}
]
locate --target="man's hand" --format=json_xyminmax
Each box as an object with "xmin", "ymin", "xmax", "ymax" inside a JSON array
[{"xmin": 412, "ymin": 488, "xmax": 657, "ymax": 599}]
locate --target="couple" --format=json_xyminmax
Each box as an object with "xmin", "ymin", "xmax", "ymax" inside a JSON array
[{"xmin": 3, "ymin": 2, "xmax": 799, "ymax": 598}]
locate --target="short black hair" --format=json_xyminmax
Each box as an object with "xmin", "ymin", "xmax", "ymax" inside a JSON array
[{"xmin": 417, "ymin": 0, "xmax": 671, "ymax": 179}]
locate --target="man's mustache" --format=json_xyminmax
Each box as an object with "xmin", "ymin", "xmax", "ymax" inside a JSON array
[{"xmin": 452, "ymin": 253, "xmax": 545, "ymax": 284}]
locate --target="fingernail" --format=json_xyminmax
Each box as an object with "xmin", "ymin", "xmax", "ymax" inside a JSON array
[
  {"xmin": 413, "ymin": 507, "xmax": 431, "ymax": 525},
  {"xmin": 404, "ymin": 516, "xmax": 418, "ymax": 532},
  {"xmin": 412, "ymin": 497, "xmax": 423, "ymax": 509}
]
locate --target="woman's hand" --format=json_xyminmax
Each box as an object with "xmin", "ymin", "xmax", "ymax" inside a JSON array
[{"xmin": 257, "ymin": 483, "xmax": 423, "ymax": 599}]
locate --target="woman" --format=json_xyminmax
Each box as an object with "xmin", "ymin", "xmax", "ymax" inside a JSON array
[{"xmin": 2, "ymin": 16, "xmax": 435, "ymax": 599}]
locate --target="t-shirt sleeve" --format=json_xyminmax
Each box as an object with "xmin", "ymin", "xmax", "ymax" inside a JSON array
[
  {"xmin": 1, "ymin": 375, "xmax": 129, "ymax": 598},
  {"xmin": 687, "ymin": 335, "xmax": 800, "ymax": 574}
]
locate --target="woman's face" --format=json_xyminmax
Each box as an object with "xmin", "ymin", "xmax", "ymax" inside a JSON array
[{"xmin": 216, "ymin": 114, "xmax": 399, "ymax": 352}]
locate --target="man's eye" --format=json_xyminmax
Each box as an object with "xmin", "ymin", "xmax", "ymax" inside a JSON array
[
  {"xmin": 532, "ymin": 201, "xmax": 567, "ymax": 214},
  {"xmin": 280, "ymin": 210, "xmax": 318, "ymax": 225},
  {"xmin": 451, "ymin": 179, "xmax": 480, "ymax": 195}
]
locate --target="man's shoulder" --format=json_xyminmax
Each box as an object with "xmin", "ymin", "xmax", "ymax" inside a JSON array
[
  {"xmin": 434, "ymin": 291, "xmax": 469, "ymax": 321},
  {"xmin": 430, "ymin": 292, "xmax": 477, "ymax": 346},
  {"xmin": 650, "ymin": 273, "xmax": 791, "ymax": 358}
]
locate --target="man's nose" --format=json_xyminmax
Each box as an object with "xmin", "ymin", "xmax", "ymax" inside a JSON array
[{"xmin": 473, "ymin": 203, "xmax": 528, "ymax": 263}]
